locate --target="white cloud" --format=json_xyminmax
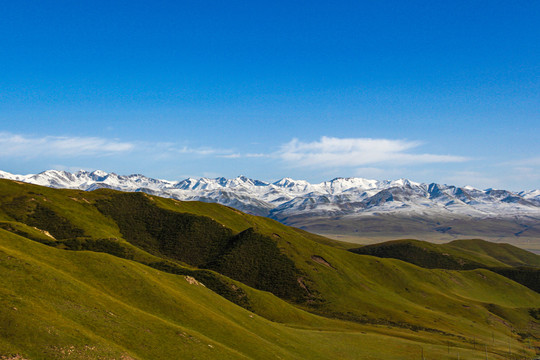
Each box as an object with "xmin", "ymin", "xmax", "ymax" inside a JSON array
[
  {"xmin": 277, "ymin": 136, "xmax": 468, "ymax": 168},
  {"xmin": 0, "ymin": 132, "xmax": 134, "ymax": 158}
]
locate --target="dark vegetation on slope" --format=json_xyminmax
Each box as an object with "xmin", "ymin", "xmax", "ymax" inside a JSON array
[
  {"xmin": 349, "ymin": 239, "xmax": 540, "ymax": 292},
  {"xmin": 149, "ymin": 261, "xmax": 252, "ymax": 309},
  {"xmin": 489, "ymin": 267, "xmax": 540, "ymax": 293},
  {"xmin": 96, "ymin": 193, "xmax": 308, "ymax": 301},
  {"xmin": 95, "ymin": 193, "xmax": 235, "ymax": 267},
  {"xmin": 350, "ymin": 239, "xmax": 485, "ymax": 270},
  {"xmin": 208, "ymin": 228, "xmax": 306, "ymax": 301},
  {"xmin": 4, "ymin": 197, "xmax": 85, "ymax": 240}
]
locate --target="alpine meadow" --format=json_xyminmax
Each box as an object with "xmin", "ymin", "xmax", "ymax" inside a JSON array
[{"xmin": 0, "ymin": 179, "xmax": 539, "ymax": 359}]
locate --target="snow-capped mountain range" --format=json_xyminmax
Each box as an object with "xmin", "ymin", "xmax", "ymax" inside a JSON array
[{"xmin": 1, "ymin": 169, "xmax": 539, "ymax": 222}]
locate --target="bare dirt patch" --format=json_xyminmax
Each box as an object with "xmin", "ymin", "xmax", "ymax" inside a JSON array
[
  {"xmin": 311, "ymin": 255, "xmax": 336, "ymax": 269},
  {"xmin": 0, "ymin": 355, "xmax": 30, "ymax": 360},
  {"xmin": 32, "ymin": 227, "xmax": 56, "ymax": 239},
  {"xmin": 185, "ymin": 276, "xmax": 206, "ymax": 287},
  {"xmin": 297, "ymin": 277, "xmax": 311, "ymax": 295}
]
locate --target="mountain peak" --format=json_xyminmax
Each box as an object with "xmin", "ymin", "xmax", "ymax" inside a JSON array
[{"xmin": 90, "ymin": 170, "xmax": 108, "ymax": 177}]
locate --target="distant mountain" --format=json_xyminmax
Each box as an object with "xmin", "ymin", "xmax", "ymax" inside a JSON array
[{"xmin": 2, "ymin": 169, "xmax": 540, "ymax": 241}]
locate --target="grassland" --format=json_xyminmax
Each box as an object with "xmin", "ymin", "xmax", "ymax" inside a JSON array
[
  {"xmin": 288, "ymin": 213, "xmax": 540, "ymax": 255},
  {"xmin": 0, "ymin": 179, "xmax": 539, "ymax": 359},
  {"xmin": 350, "ymin": 239, "xmax": 540, "ymax": 269},
  {"xmin": 349, "ymin": 239, "xmax": 540, "ymax": 292}
]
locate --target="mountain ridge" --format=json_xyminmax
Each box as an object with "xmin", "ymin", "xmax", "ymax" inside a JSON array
[{"xmin": 2, "ymin": 169, "xmax": 540, "ymax": 242}]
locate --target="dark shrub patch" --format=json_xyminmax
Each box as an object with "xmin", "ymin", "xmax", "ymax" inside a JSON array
[
  {"xmin": 96, "ymin": 193, "xmax": 233, "ymax": 266},
  {"xmin": 96, "ymin": 193, "xmax": 309, "ymax": 301},
  {"xmin": 208, "ymin": 228, "xmax": 308, "ymax": 301}
]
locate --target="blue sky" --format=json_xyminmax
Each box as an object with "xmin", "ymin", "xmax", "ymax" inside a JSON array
[{"xmin": 1, "ymin": 1, "xmax": 538, "ymax": 190}]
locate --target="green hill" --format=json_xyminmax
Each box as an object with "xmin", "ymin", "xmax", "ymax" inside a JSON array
[
  {"xmin": 350, "ymin": 238, "xmax": 540, "ymax": 269},
  {"xmin": 1, "ymin": 179, "xmax": 540, "ymax": 359},
  {"xmin": 349, "ymin": 238, "xmax": 540, "ymax": 292},
  {"xmin": 446, "ymin": 239, "xmax": 540, "ymax": 267}
]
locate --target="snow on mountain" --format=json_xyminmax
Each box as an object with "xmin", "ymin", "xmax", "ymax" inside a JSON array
[
  {"xmin": 519, "ymin": 189, "xmax": 540, "ymax": 206},
  {"xmin": 1, "ymin": 169, "xmax": 539, "ymax": 220}
]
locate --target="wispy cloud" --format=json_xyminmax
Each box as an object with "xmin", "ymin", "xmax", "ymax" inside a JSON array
[
  {"xmin": 219, "ymin": 153, "xmax": 242, "ymax": 159},
  {"xmin": 277, "ymin": 136, "xmax": 468, "ymax": 168},
  {"xmin": 218, "ymin": 153, "xmax": 268, "ymax": 159},
  {"xmin": 176, "ymin": 146, "xmax": 225, "ymax": 156},
  {"xmin": 503, "ymin": 157, "xmax": 540, "ymax": 167},
  {"xmin": 0, "ymin": 132, "xmax": 246, "ymax": 161},
  {"xmin": 0, "ymin": 132, "xmax": 134, "ymax": 158},
  {"xmin": 155, "ymin": 144, "xmax": 241, "ymax": 159}
]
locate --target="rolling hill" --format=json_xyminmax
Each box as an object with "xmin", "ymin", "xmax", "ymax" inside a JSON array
[
  {"xmin": 350, "ymin": 239, "xmax": 540, "ymax": 270},
  {"xmin": 350, "ymin": 239, "xmax": 540, "ymax": 292},
  {"xmin": 1, "ymin": 179, "xmax": 539, "ymax": 359}
]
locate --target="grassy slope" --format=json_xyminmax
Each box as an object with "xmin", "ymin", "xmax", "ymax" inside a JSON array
[
  {"xmin": 154, "ymin": 197, "xmax": 540, "ymax": 341},
  {"xmin": 446, "ymin": 239, "xmax": 540, "ymax": 267},
  {"xmin": 2, "ymin": 229, "xmax": 522, "ymax": 360},
  {"xmin": 350, "ymin": 238, "xmax": 540, "ymax": 269},
  {"xmin": 1, "ymin": 180, "xmax": 539, "ymax": 358},
  {"xmin": 349, "ymin": 239, "xmax": 540, "ymax": 293}
]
